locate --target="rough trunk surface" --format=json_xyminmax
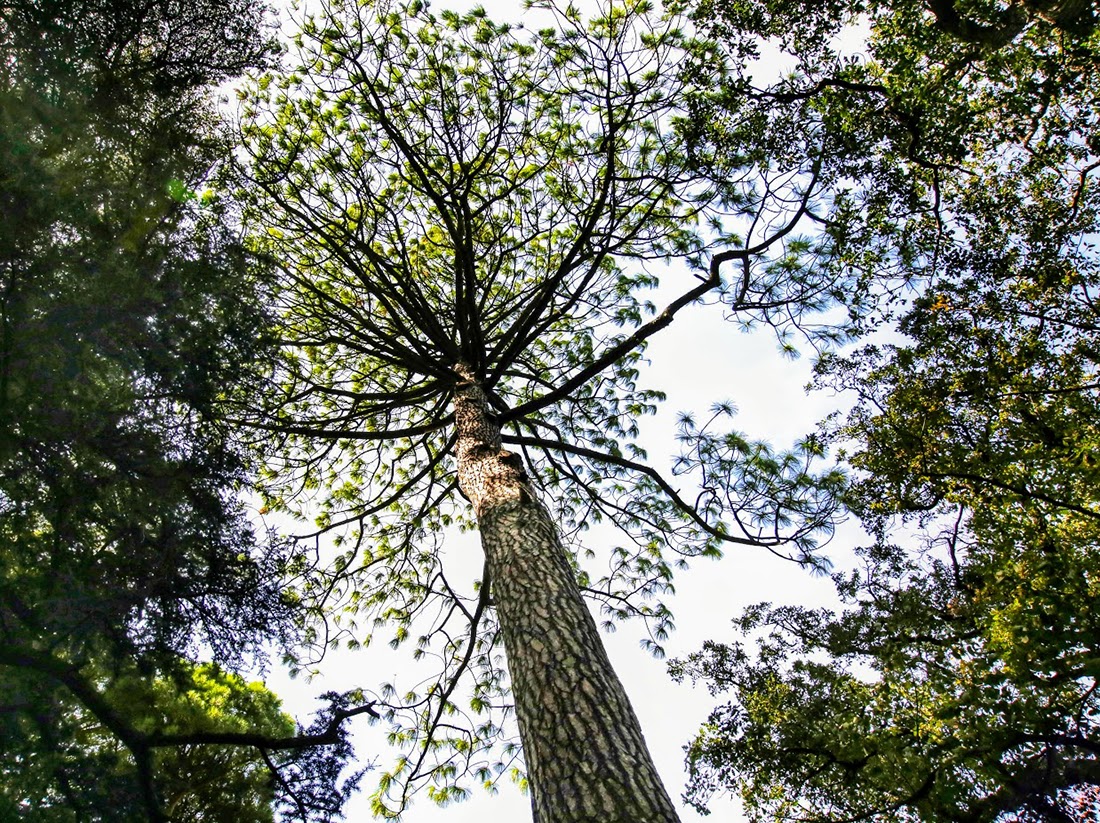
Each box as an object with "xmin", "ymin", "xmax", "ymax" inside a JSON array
[{"xmin": 452, "ymin": 364, "xmax": 680, "ymax": 823}]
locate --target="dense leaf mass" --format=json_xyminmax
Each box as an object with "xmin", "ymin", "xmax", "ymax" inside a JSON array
[
  {"xmin": 679, "ymin": 0, "xmax": 1099, "ymax": 326},
  {"xmin": 677, "ymin": 0, "xmax": 1100, "ymax": 819},
  {"xmin": 1, "ymin": 1, "xmax": 367, "ymax": 818}
]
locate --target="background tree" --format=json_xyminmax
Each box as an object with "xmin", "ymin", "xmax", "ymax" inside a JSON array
[
  {"xmin": 678, "ymin": 0, "xmax": 1099, "ymax": 326},
  {"xmin": 0, "ymin": 1, "xmax": 374, "ymax": 818},
  {"xmin": 674, "ymin": 254, "xmax": 1100, "ymax": 818},
  {"xmin": 239, "ymin": 0, "xmax": 845, "ymax": 818},
  {"xmin": 1, "ymin": 661, "xmax": 297, "ymax": 821},
  {"xmin": 675, "ymin": 0, "xmax": 1100, "ymax": 819}
]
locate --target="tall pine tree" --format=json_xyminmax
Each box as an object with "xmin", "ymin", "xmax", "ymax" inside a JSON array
[{"xmin": 240, "ymin": 0, "xmax": 845, "ymax": 817}]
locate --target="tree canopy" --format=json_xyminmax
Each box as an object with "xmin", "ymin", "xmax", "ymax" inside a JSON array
[
  {"xmin": 674, "ymin": 246, "xmax": 1100, "ymax": 821},
  {"xmin": 238, "ymin": 0, "xmax": 844, "ymax": 816},
  {"xmin": 675, "ymin": 0, "xmax": 1100, "ymax": 819},
  {"xmin": 0, "ymin": 1, "xmax": 374, "ymax": 818},
  {"xmin": 12, "ymin": 0, "xmax": 1096, "ymax": 817}
]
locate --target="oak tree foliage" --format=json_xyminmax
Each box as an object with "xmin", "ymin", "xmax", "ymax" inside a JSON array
[{"xmin": 676, "ymin": 0, "xmax": 1100, "ymax": 819}]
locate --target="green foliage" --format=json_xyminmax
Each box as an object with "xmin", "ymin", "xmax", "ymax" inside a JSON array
[
  {"xmin": 677, "ymin": 526, "xmax": 1100, "ymax": 821},
  {"xmin": 145, "ymin": 666, "xmax": 294, "ymax": 822},
  {"xmin": 240, "ymin": 0, "xmax": 844, "ymax": 812},
  {"xmin": 0, "ymin": 660, "xmax": 295, "ymax": 822},
  {"xmin": 678, "ymin": 271, "xmax": 1100, "ymax": 817},
  {"xmin": 676, "ymin": 0, "xmax": 1100, "ymax": 817},
  {"xmin": 0, "ymin": 0, "xmax": 284, "ymax": 660},
  {"xmin": 679, "ymin": 0, "xmax": 1100, "ymax": 334},
  {"xmin": 1, "ymin": 1, "xmax": 369, "ymax": 819}
]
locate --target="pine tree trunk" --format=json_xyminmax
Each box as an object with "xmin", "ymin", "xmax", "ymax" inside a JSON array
[{"xmin": 452, "ymin": 363, "xmax": 680, "ymax": 823}]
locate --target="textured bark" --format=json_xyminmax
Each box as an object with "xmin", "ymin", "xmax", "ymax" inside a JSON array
[{"xmin": 452, "ymin": 364, "xmax": 680, "ymax": 823}]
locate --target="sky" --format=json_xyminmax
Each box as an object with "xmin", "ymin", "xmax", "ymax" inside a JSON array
[{"xmin": 262, "ymin": 1, "xmax": 869, "ymax": 820}]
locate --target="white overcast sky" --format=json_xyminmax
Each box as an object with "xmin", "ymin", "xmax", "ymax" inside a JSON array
[{"xmin": 261, "ymin": 1, "xmax": 870, "ymax": 820}]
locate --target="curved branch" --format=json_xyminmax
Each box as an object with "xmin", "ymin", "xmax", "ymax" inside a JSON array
[
  {"xmin": 233, "ymin": 415, "xmax": 451, "ymax": 442},
  {"xmin": 501, "ymin": 187, "xmax": 817, "ymax": 422},
  {"xmin": 151, "ymin": 703, "xmax": 380, "ymax": 750},
  {"xmin": 404, "ymin": 559, "xmax": 493, "ymax": 786},
  {"xmin": 926, "ymin": 469, "xmax": 1100, "ymax": 520},
  {"xmin": 926, "ymin": 0, "xmax": 1028, "ymax": 46}
]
